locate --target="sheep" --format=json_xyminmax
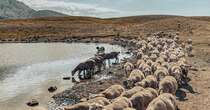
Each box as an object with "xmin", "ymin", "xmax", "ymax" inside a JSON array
[
  {"xmin": 123, "ymin": 108, "xmax": 136, "ymax": 110},
  {"xmin": 141, "ymin": 64, "xmax": 152, "ymax": 76},
  {"xmin": 146, "ymin": 93, "xmax": 177, "ymax": 110},
  {"xmin": 154, "ymin": 67, "xmax": 169, "ymax": 82},
  {"xmin": 187, "ymin": 38, "xmax": 192, "ymax": 44},
  {"xmin": 142, "ymin": 55, "xmax": 149, "ymax": 62},
  {"xmin": 155, "ymin": 57, "xmax": 165, "ymax": 65},
  {"xmin": 168, "ymin": 65, "xmax": 183, "ymax": 85},
  {"xmin": 63, "ymin": 102, "xmax": 103, "ymax": 110},
  {"xmin": 168, "ymin": 54, "xmax": 178, "ymax": 62},
  {"xmin": 161, "ymin": 62, "xmax": 170, "ymax": 70},
  {"xmin": 100, "ymin": 85, "xmax": 125, "ymax": 99},
  {"xmin": 151, "ymin": 62, "xmax": 161, "ymax": 73},
  {"xmin": 185, "ymin": 44, "xmax": 193, "ymax": 56},
  {"xmin": 124, "ymin": 62, "xmax": 135, "ymax": 77},
  {"xmin": 129, "ymin": 89, "xmax": 158, "ymax": 110},
  {"xmin": 103, "ymin": 97, "xmax": 132, "ymax": 110},
  {"xmin": 145, "ymin": 88, "xmax": 158, "ymax": 99},
  {"xmin": 136, "ymin": 59, "xmax": 145, "ymax": 68},
  {"xmin": 123, "ymin": 69, "xmax": 145, "ymax": 89},
  {"xmin": 135, "ymin": 75, "xmax": 158, "ymax": 89},
  {"xmin": 150, "ymin": 54, "xmax": 158, "ymax": 62},
  {"xmin": 137, "ymin": 51, "xmax": 143, "ymax": 59},
  {"xmin": 121, "ymin": 86, "xmax": 145, "ymax": 98},
  {"xmin": 159, "ymin": 76, "xmax": 178, "ymax": 95},
  {"xmin": 146, "ymin": 59, "xmax": 153, "ymax": 66},
  {"xmin": 87, "ymin": 97, "xmax": 110, "ymax": 106}
]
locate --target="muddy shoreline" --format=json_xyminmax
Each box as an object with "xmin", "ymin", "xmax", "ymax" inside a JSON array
[
  {"xmin": 37, "ymin": 36, "xmax": 133, "ymax": 109},
  {"xmin": 0, "ymin": 36, "xmax": 132, "ymax": 110}
]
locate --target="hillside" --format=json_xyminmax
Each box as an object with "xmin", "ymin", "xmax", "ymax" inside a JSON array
[
  {"xmin": 0, "ymin": 0, "xmax": 66, "ymax": 19},
  {"xmin": 0, "ymin": 15, "xmax": 210, "ymax": 44}
]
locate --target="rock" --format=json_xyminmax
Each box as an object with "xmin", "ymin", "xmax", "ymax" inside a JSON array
[
  {"xmin": 201, "ymin": 68, "xmax": 207, "ymax": 71},
  {"xmin": 63, "ymin": 77, "xmax": 71, "ymax": 80},
  {"xmin": 188, "ymin": 54, "xmax": 194, "ymax": 57},
  {"xmin": 48, "ymin": 86, "xmax": 57, "ymax": 93},
  {"xmin": 108, "ymin": 71, "xmax": 113, "ymax": 75},
  {"xmin": 190, "ymin": 67, "xmax": 199, "ymax": 71},
  {"xmin": 26, "ymin": 99, "xmax": 39, "ymax": 107},
  {"xmin": 80, "ymin": 98, "xmax": 88, "ymax": 102},
  {"xmin": 207, "ymin": 59, "xmax": 210, "ymax": 63}
]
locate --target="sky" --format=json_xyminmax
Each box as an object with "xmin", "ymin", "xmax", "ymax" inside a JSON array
[{"xmin": 17, "ymin": 0, "xmax": 210, "ymax": 18}]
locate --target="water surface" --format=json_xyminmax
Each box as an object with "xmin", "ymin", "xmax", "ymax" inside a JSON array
[{"xmin": 0, "ymin": 43, "xmax": 128, "ymax": 110}]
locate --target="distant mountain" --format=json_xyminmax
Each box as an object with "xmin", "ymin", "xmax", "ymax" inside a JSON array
[
  {"xmin": 31, "ymin": 10, "xmax": 66, "ymax": 18},
  {"xmin": 0, "ymin": 0, "xmax": 66, "ymax": 19}
]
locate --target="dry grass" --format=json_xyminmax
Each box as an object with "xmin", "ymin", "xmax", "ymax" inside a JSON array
[{"xmin": 0, "ymin": 15, "xmax": 210, "ymax": 44}]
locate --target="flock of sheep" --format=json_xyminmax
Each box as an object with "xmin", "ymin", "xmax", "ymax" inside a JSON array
[{"xmin": 62, "ymin": 31, "xmax": 193, "ymax": 110}]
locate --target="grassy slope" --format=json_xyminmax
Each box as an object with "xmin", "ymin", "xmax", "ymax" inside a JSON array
[{"xmin": 0, "ymin": 15, "xmax": 210, "ymax": 44}]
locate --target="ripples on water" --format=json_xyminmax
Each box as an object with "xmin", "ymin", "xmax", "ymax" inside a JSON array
[{"xmin": 0, "ymin": 43, "xmax": 129, "ymax": 110}]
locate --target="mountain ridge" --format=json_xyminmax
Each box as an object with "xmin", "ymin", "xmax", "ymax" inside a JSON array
[{"xmin": 0, "ymin": 0, "xmax": 66, "ymax": 19}]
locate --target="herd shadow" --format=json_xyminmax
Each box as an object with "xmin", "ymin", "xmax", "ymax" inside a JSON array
[{"xmin": 176, "ymin": 78, "xmax": 200, "ymax": 101}]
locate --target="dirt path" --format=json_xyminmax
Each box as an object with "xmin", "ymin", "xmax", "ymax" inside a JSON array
[{"xmin": 177, "ymin": 45, "xmax": 210, "ymax": 110}]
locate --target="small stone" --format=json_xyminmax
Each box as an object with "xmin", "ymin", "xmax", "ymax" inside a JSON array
[
  {"xmin": 26, "ymin": 99, "xmax": 39, "ymax": 107},
  {"xmin": 201, "ymin": 69, "xmax": 207, "ymax": 71},
  {"xmin": 63, "ymin": 77, "xmax": 71, "ymax": 80},
  {"xmin": 48, "ymin": 86, "xmax": 57, "ymax": 93},
  {"xmin": 190, "ymin": 67, "xmax": 198, "ymax": 71},
  {"xmin": 80, "ymin": 98, "xmax": 88, "ymax": 102}
]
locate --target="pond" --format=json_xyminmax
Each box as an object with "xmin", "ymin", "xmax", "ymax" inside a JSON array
[{"xmin": 0, "ymin": 43, "xmax": 128, "ymax": 110}]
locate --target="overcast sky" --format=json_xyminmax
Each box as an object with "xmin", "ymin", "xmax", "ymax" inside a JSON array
[{"xmin": 17, "ymin": 0, "xmax": 210, "ymax": 18}]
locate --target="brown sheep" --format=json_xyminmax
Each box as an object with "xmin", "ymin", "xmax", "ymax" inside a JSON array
[
  {"xmin": 146, "ymin": 59, "xmax": 153, "ymax": 66},
  {"xmin": 123, "ymin": 108, "xmax": 136, "ymax": 110},
  {"xmin": 103, "ymin": 97, "xmax": 132, "ymax": 110},
  {"xmin": 159, "ymin": 76, "xmax": 178, "ymax": 95},
  {"xmin": 136, "ymin": 59, "xmax": 145, "ymax": 68},
  {"xmin": 121, "ymin": 86, "xmax": 145, "ymax": 98},
  {"xmin": 99, "ymin": 85, "xmax": 125, "ymax": 99},
  {"xmin": 168, "ymin": 65, "xmax": 183, "ymax": 85},
  {"xmin": 87, "ymin": 97, "xmax": 110, "ymax": 106},
  {"xmin": 154, "ymin": 67, "xmax": 169, "ymax": 82},
  {"xmin": 135, "ymin": 75, "xmax": 158, "ymax": 89},
  {"xmin": 150, "ymin": 54, "xmax": 158, "ymax": 62},
  {"xmin": 145, "ymin": 88, "xmax": 158, "ymax": 99},
  {"xmin": 151, "ymin": 62, "xmax": 161, "ymax": 73},
  {"xmin": 123, "ymin": 69, "xmax": 145, "ymax": 89},
  {"xmin": 63, "ymin": 102, "xmax": 103, "ymax": 110},
  {"xmin": 141, "ymin": 64, "xmax": 152, "ymax": 76},
  {"xmin": 146, "ymin": 93, "xmax": 177, "ymax": 110},
  {"xmin": 129, "ymin": 89, "xmax": 157, "ymax": 110},
  {"xmin": 124, "ymin": 62, "xmax": 135, "ymax": 77},
  {"xmin": 137, "ymin": 51, "xmax": 143, "ymax": 59}
]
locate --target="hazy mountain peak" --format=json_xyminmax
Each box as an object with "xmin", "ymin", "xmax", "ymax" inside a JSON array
[{"xmin": 0, "ymin": 0, "xmax": 66, "ymax": 19}]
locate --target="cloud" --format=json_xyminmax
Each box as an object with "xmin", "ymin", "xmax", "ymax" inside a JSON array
[{"xmin": 17, "ymin": 0, "xmax": 121, "ymax": 18}]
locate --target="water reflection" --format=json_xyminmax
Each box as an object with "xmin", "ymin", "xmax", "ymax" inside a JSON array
[{"xmin": 0, "ymin": 43, "xmax": 128, "ymax": 110}]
